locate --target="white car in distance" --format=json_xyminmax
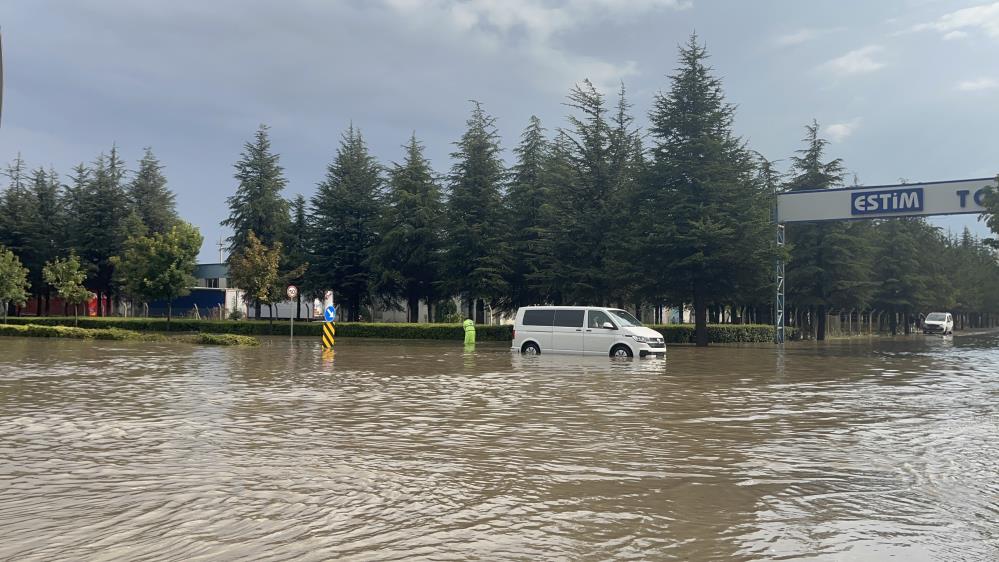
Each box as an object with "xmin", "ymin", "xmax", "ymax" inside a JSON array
[{"xmin": 923, "ymin": 312, "xmax": 953, "ymax": 335}]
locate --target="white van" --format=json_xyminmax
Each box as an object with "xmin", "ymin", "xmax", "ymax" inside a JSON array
[{"xmin": 512, "ymin": 306, "xmax": 666, "ymax": 358}]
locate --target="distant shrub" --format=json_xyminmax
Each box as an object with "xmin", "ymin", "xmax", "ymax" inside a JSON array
[{"xmin": 181, "ymin": 333, "xmax": 258, "ymax": 346}]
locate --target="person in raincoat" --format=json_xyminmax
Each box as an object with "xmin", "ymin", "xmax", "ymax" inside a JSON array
[{"xmin": 463, "ymin": 318, "xmax": 476, "ymax": 345}]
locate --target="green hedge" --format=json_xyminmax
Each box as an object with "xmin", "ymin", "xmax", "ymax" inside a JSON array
[
  {"xmin": 2, "ymin": 317, "xmax": 513, "ymax": 341},
  {"xmin": 0, "ymin": 323, "xmax": 155, "ymax": 341},
  {"xmin": 4, "ymin": 317, "xmax": 788, "ymax": 343},
  {"xmin": 0, "ymin": 323, "xmax": 260, "ymax": 346}
]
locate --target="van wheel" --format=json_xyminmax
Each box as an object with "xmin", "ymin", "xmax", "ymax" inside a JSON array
[
  {"xmin": 610, "ymin": 344, "xmax": 633, "ymax": 358},
  {"xmin": 521, "ymin": 342, "xmax": 541, "ymax": 355}
]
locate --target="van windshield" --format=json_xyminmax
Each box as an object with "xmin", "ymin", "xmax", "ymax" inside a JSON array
[
  {"xmin": 926, "ymin": 313, "xmax": 947, "ymax": 321},
  {"xmin": 608, "ymin": 309, "xmax": 643, "ymax": 327}
]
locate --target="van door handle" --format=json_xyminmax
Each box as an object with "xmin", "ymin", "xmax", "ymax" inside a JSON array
[
  {"xmin": 585, "ymin": 329, "xmax": 592, "ymax": 332},
  {"xmin": 576, "ymin": 329, "xmax": 582, "ymax": 332}
]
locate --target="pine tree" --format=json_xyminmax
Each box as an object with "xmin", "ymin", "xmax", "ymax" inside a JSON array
[
  {"xmin": 23, "ymin": 167, "xmax": 64, "ymax": 314},
  {"xmin": 0, "ymin": 154, "xmax": 30, "ymax": 262},
  {"xmin": 443, "ymin": 102, "xmax": 509, "ymax": 322},
  {"xmin": 870, "ymin": 218, "xmax": 932, "ymax": 334},
  {"xmin": 284, "ymin": 194, "xmax": 310, "ymax": 319},
  {"xmin": 308, "ymin": 125, "xmax": 382, "ymax": 322},
  {"xmin": 62, "ymin": 163, "xmax": 91, "ymax": 255},
  {"xmin": 223, "ymin": 125, "xmax": 289, "ymax": 253},
  {"xmin": 530, "ymin": 130, "xmax": 577, "ymax": 305},
  {"xmin": 77, "ymin": 147, "xmax": 132, "ymax": 314},
  {"xmin": 129, "ymin": 148, "xmax": 178, "ymax": 234},
  {"xmin": 785, "ymin": 121, "xmax": 873, "ymax": 339},
  {"xmin": 648, "ymin": 34, "xmax": 771, "ymax": 346},
  {"xmin": 369, "ymin": 133, "xmax": 444, "ymax": 322},
  {"xmin": 504, "ymin": 116, "xmax": 548, "ymax": 309},
  {"xmin": 222, "ymin": 125, "xmax": 289, "ymax": 317}
]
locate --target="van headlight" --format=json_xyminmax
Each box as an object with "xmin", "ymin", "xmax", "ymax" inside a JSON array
[{"xmin": 632, "ymin": 335, "xmax": 648, "ymax": 343}]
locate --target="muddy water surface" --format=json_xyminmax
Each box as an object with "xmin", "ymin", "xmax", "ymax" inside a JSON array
[{"xmin": 1, "ymin": 333, "xmax": 998, "ymax": 560}]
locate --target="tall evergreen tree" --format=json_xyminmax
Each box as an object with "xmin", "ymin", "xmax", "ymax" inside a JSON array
[
  {"xmin": 23, "ymin": 168, "xmax": 64, "ymax": 314},
  {"xmin": 63, "ymin": 163, "xmax": 91, "ymax": 255},
  {"xmin": 223, "ymin": 125, "xmax": 289, "ymax": 253},
  {"xmin": 0, "ymin": 154, "xmax": 30, "ymax": 261},
  {"xmin": 443, "ymin": 102, "xmax": 509, "ymax": 322},
  {"xmin": 129, "ymin": 148, "xmax": 178, "ymax": 234},
  {"xmin": 530, "ymin": 130, "xmax": 577, "ymax": 305},
  {"xmin": 869, "ymin": 218, "xmax": 934, "ymax": 334},
  {"xmin": 222, "ymin": 125, "xmax": 289, "ymax": 317},
  {"xmin": 285, "ymin": 194, "xmax": 310, "ymax": 319},
  {"xmin": 785, "ymin": 121, "xmax": 873, "ymax": 339},
  {"xmin": 648, "ymin": 34, "xmax": 771, "ymax": 346},
  {"xmin": 504, "ymin": 116, "xmax": 548, "ymax": 309},
  {"xmin": 369, "ymin": 133, "xmax": 444, "ymax": 322},
  {"xmin": 308, "ymin": 125, "xmax": 382, "ymax": 322},
  {"xmin": 77, "ymin": 147, "xmax": 132, "ymax": 314}
]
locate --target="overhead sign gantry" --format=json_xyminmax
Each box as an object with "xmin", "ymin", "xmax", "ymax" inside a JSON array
[{"xmin": 773, "ymin": 176, "xmax": 997, "ymax": 344}]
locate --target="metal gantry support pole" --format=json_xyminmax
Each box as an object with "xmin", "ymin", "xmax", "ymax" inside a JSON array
[{"xmin": 775, "ymin": 223, "xmax": 786, "ymax": 345}]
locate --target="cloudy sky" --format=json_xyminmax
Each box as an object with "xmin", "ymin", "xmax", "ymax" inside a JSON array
[{"xmin": 2, "ymin": 0, "xmax": 998, "ymax": 260}]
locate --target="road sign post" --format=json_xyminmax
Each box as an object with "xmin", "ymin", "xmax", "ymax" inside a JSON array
[
  {"xmin": 287, "ymin": 285, "xmax": 298, "ymax": 338},
  {"xmin": 322, "ymin": 304, "xmax": 337, "ymax": 350}
]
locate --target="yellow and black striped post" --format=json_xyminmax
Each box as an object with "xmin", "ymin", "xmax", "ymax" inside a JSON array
[{"xmin": 322, "ymin": 322, "xmax": 335, "ymax": 349}]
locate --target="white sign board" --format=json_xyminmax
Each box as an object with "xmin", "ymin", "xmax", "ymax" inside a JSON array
[{"xmin": 776, "ymin": 178, "xmax": 996, "ymax": 223}]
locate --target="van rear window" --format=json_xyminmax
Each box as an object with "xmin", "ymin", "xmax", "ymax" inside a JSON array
[
  {"xmin": 554, "ymin": 309, "xmax": 584, "ymax": 328},
  {"xmin": 522, "ymin": 309, "xmax": 554, "ymax": 326}
]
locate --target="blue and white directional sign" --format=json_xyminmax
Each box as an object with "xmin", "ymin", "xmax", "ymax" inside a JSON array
[
  {"xmin": 324, "ymin": 304, "xmax": 337, "ymax": 322},
  {"xmin": 777, "ymin": 177, "xmax": 997, "ymax": 223}
]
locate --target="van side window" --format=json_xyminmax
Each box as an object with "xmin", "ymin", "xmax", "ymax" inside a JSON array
[
  {"xmin": 588, "ymin": 310, "xmax": 613, "ymax": 328},
  {"xmin": 523, "ymin": 309, "xmax": 555, "ymax": 326},
  {"xmin": 554, "ymin": 309, "xmax": 584, "ymax": 328}
]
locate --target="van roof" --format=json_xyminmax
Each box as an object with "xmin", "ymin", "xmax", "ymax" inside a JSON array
[{"xmin": 519, "ymin": 305, "xmax": 618, "ymax": 310}]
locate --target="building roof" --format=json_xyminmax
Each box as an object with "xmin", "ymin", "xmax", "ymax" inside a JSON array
[{"xmin": 194, "ymin": 263, "xmax": 228, "ymax": 279}]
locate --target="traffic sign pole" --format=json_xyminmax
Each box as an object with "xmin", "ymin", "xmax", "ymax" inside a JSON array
[
  {"xmin": 322, "ymin": 303, "xmax": 337, "ymax": 351},
  {"xmin": 287, "ymin": 285, "xmax": 299, "ymax": 339}
]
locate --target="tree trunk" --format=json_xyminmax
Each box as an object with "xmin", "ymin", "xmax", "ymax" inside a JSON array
[
  {"xmin": 693, "ymin": 284, "xmax": 708, "ymax": 347},
  {"xmin": 889, "ymin": 308, "xmax": 898, "ymax": 336},
  {"xmin": 73, "ymin": 305, "xmax": 79, "ymax": 327},
  {"xmin": 408, "ymin": 294, "xmax": 419, "ymax": 323},
  {"xmin": 475, "ymin": 299, "xmax": 485, "ymax": 325},
  {"xmin": 427, "ymin": 300, "xmax": 434, "ymax": 324},
  {"xmin": 167, "ymin": 302, "xmax": 172, "ymax": 331},
  {"xmin": 817, "ymin": 304, "xmax": 827, "ymax": 341},
  {"xmin": 255, "ymin": 302, "xmax": 262, "ymax": 320},
  {"xmin": 268, "ymin": 304, "xmax": 274, "ymax": 332},
  {"xmin": 467, "ymin": 298, "xmax": 474, "ymax": 322},
  {"xmin": 296, "ymin": 293, "xmax": 301, "ymax": 320}
]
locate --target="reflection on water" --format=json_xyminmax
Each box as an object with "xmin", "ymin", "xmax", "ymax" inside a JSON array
[{"xmin": 1, "ymin": 333, "xmax": 998, "ymax": 560}]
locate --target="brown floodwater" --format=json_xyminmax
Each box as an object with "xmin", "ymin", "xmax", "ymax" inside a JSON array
[{"xmin": 1, "ymin": 332, "xmax": 998, "ymax": 561}]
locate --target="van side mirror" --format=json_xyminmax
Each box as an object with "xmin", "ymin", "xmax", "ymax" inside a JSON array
[{"xmin": 602, "ymin": 322, "xmax": 616, "ymax": 330}]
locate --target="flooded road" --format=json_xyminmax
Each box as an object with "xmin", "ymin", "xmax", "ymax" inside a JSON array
[{"xmin": 1, "ymin": 333, "xmax": 998, "ymax": 561}]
